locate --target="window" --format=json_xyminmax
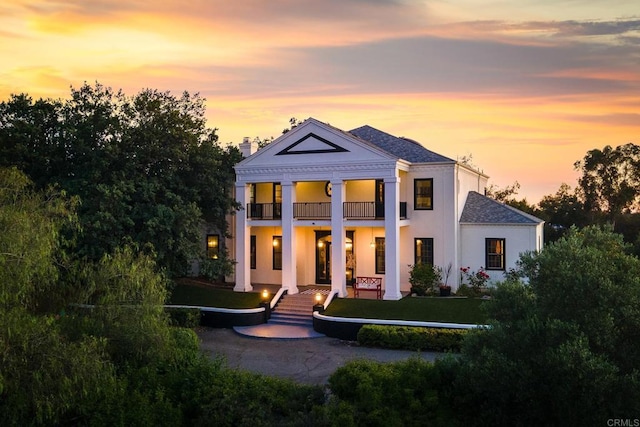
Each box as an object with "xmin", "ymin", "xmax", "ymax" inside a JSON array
[
  {"xmin": 273, "ymin": 183, "xmax": 282, "ymax": 203},
  {"xmin": 250, "ymin": 235, "xmax": 256, "ymax": 269},
  {"xmin": 414, "ymin": 238, "xmax": 434, "ymax": 265},
  {"xmin": 414, "ymin": 178, "xmax": 433, "ymax": 210},
  {"xmin": 206, "ymin": 234, "xmax": 219, "ymax": 259},
  {"xmin": 249, "ymin": 183, "xmax": 256, "ymax": 204},
  {"xmin": 375, "ymin": 237, "xmax": 385, "ymax": 274},
  {"xmin": 272, "ymin": 236, "xmax": 282, "ymax": 270},
  {"xmin": 273, "ymin": 183, "xmax": 282, "ymax": 219},
  {"xmin": 486, "ymin": 238, "xmax": 505, "ymax": 270}
]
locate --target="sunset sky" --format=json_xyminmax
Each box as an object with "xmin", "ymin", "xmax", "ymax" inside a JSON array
[{"xmin": 1, "ymin": 1, "xmax": 639, "ymax": 203}]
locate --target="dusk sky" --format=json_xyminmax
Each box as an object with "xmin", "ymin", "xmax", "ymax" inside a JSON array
[{"xmin": 2, "ymin": 1, "xmax": 639, "ymax": 203}]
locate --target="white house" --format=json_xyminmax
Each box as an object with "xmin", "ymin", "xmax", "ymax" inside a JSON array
[{"xmin": 229, "ymin": 118, "xmax": 543, "ymax": 300}]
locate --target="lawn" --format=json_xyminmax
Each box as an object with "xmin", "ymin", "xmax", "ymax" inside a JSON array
[
  {"xmin": 170, "ymin": 284, "xmax": 488, "ymax": 324},
  {"xmin": 169, "ymin": 284, "xmax": 263, "ymax": 309},
  {"xmin": 323, "ymin": 297, "xmax": 488, "ymax": 324}
]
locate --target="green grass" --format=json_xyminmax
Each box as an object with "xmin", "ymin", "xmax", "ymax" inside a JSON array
[
  {"xmin": 169, "ymin": 284, "xmax": 488, "ymax": 324},
  {"xmin": 323, "ymin": 297, "xmax": 488, "ymax": 324},
  {"xmin": 168, "ymin": 284, "xmax": 263, "ymax": 309}
]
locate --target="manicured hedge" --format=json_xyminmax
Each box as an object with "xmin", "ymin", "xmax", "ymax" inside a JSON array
[{"xmin": 357, "ymin": 324, "xmax": 468, "ymax": 352}]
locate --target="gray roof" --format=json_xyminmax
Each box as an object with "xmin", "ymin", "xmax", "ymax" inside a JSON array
[
  {"xmin": 349, "ymin": 125, "xmax": 454, "ymax": 163},
  {"xmin": 460, "ymin": 191, "xmax": 544, "ymax": 224}
]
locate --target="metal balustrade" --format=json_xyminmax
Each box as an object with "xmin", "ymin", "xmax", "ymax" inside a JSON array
[{"xmin": 248, "ymin": 201, "xmax": 407, "ymax": 220}]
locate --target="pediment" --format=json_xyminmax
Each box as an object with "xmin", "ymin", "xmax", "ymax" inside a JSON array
[
  {"xmin": 235, "ymin": 118, "xmax": 397, "ymax": 172},
  {"xmin": 276, "ymin": 133, "xmax": 349, "ymax": 155}
]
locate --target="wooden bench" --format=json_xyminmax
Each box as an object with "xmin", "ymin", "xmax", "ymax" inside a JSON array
[{"xmin": 353, "ymin": 276, "xmax": 382, "ymax": 299}]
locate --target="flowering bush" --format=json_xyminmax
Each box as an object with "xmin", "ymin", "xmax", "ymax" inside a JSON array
[{"xmin": 460, "ymin": 267, "xmax": 490, "ymax": 290}]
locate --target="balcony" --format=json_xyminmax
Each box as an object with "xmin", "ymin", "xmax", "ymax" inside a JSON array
[
  {"xmin": 247, "ymin": 202, "xmax": 407, "ymax": 220},
  {"xmin": 247, "ymin": 203, "xmax": 282, "ymax": 219}
]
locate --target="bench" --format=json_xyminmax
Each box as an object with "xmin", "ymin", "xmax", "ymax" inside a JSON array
[{"xmin": 353, "ymin": 276, "xmax": 382, "ymax": 299}]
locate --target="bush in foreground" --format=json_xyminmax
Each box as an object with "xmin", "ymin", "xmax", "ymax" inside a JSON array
[{"xmin": 357, "ymin": 325, "xmax": 468, "ymax": 352}]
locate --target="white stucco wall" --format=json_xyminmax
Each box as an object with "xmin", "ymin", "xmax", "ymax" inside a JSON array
[{"xmin": 459, "ymin": 223, "xmax": 543, "ymax": 285}]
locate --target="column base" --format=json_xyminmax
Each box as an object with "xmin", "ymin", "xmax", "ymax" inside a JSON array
[
  {"xmin": 383, "ymin": 291, "xmax": 402, "ymax": 300},
  {"xmin": 234, "ymin": 283, "xmax": 253, "ymax": 292}
]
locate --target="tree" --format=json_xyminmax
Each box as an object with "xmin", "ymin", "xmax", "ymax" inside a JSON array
[
  {"xmin": 486, "ymin": 181, "xmax": 539, "ymax": 216},
  {"xmin": 0, "ymin": 167, "xmax": 80, "ymax": 312},
  {"xmin": 574, "ymin": 143, "xmax": 640, "ymax": 221},
  {"xmin": 440, "ymin": 226, "xmax": 640, "ymax": 425},
  {"xmin": 0, "ymin": 83, "xmax": 241, "ymax": 276},
  {"xmin": 537, "ymin": 183, "xmax": 588, "ymax": 241}
]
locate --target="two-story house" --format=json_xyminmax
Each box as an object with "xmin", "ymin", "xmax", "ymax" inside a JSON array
[{"xmin": 230, "ymin": 118, "xmax": 543, "ymax": 300}]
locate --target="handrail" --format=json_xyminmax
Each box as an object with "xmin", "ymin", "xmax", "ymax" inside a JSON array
[
  {"xmin": 270, "ymin": 287, "xmax": 287, "ymax": 310},
  {"xmin": 322, "ymin": 289, "xmax": 340, "ymax": 310}
]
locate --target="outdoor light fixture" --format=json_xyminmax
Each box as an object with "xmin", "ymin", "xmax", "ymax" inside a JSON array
[
  {"xmin": 315, "ymin": 293, "xmax": 322, "ymax": 303},
  {"xmin": 262, "ymin": 289, "xmax": 269, "ymax": 300}
]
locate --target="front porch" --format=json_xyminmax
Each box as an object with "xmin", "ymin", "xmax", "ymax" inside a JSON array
[{"xmin": 233, "ymin": 224, "xmax": 406, "ymax": 300}]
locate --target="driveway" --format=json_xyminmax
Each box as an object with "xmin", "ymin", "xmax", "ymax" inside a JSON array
[{"xmin": 197, "ymin": 327, "xmax": 440, "ymax": 385}]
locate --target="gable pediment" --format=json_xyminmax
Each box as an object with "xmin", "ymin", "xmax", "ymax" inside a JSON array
[
  {"xmin": 276, "ymin": 133, "xmax": 349, "ymax": 155},
  {"xmin": 235, "ymin": 118, "xmax": 398, "ymax": 174}
]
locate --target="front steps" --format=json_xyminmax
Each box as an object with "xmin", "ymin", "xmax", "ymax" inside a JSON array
[{"xmin": 269, "ymin": 293, "xmax": 318, "ymax": 327}]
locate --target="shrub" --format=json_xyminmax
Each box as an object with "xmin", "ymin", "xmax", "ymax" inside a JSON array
[
  {"xmin": 166, "ymin": 307, "xmax": 201, "ymax": 328},
  {"xmin": 408, "ymin": 263, "xmax": 442, "ymax": 296},
  {"xmin": 357, "ymin": 324, "xmax": 468, "ymax": 352},
  {"xmin": 328, "ymin": 358, "xmax": 453, "ymax": 426},
  {"xmin": 200, "ymin": 251, "xmax": 235, "ymax": 283}
]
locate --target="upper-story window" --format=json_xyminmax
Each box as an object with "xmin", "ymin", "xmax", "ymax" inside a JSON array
[
  {"xmin": 273, "ymin": 183, "xmax": 282, "ymax": 204},
  {"xmin": 249, "ymin": 183, "xmax": 256, "ymax": 204},
  {"xmin": 486, "ymin": 238, "xmax": 505, "ymax": 270},
  {"xmin": 414, "ymin": 178, "xmax": 433, "ymax": 210}
]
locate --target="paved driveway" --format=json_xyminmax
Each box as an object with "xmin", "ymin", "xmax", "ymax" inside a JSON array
[{"xmin": 197, "ymin": 327, "xmax": 440, "ymax": 385}]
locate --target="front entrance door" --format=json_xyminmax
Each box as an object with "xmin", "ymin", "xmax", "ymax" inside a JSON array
[{"xmin": 315, "ymin": 230, "xmax": 354, "ymax": 284}]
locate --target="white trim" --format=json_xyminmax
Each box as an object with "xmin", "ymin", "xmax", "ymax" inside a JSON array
[{"xmin": 313, "ymin": 312, "xmax": 487, "ymax": 330}]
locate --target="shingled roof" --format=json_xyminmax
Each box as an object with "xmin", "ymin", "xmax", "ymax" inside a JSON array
[
  {"xmin": 349, "ymin": 125, "xmax": 454, "ymax": 163},
  {"xmin": 460, "ymin": 191, "xmax": 544, "ymax": 224}
]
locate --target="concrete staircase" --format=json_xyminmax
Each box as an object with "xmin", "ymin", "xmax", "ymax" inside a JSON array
[{"xmin": 270, "ymin": 293, "xmax": 317, "ymax": 328}]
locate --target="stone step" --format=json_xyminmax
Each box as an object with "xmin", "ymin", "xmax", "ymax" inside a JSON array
[{"xmin": 269, "ymin": 312, "xmax": 313, "ymax": 327}]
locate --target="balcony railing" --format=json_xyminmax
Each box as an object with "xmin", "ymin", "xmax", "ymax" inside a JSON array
[
  {"xmin": 293, "ymin": 202, "xmax": 331, "ymax": 219},
  {"xmin": 247, "ymin": 203, "xmax": 281, "ymax": 219},
  {"xmin": 248, "ymin": 202, "xmax": 407, "ymax": 220}
]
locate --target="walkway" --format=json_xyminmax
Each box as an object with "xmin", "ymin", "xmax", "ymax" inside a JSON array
[{"xmin": 197, "ymin": 327, "xmax": 439, "ymax": 385}]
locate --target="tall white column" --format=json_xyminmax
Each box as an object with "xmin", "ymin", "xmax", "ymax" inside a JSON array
[
  {"xmin": 281, "ymin": 181, "xmax": 298, "ymax": 294},
  {"xmin": 330, "ymin": 179, "xmax": 347, "ymax": 297},
  {"xmin": 383, "ymin": 176, "xmax": 402, "ymax": 300},
  {"xmin": 234, "ymin": 182, "xmax": 253, "ymax": 292}
]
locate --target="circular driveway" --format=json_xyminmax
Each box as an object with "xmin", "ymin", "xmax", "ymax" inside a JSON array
[{"xmin": 197, "ymin": 327, "xmax": 440, "ymax": 385}]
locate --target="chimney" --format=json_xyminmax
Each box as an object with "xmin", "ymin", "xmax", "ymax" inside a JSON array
[{"xmin": 239, "ymin": 137, "xmax": 257, "ymax": 158}]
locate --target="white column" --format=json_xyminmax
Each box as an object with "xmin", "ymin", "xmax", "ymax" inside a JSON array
[
  {"xmin": 281, "ymin": 181, "xmax": 298, "ymax": 294},
  {"xmin": 330, "ymin": 179, "xmax": 347, "ymax": 297},
  {"xmin": 234, "ymin": 182, "xmax": 253, "ymax": 292},
  {"xmin": 383, "ymin": 176, "xmax": 402, "ymax": 300}
]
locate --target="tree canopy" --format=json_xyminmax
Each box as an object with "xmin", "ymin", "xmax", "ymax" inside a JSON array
[
  {"xmin": 440, "ymin": 226, "xmax": 640, "ymax": 425},
  {"xmin": 575, "ymin": 143, "xmax": 640, "ymax": 220},
  {"xmin": 0, "ymin": 83, "xmax": 242, "ymax": 276}
]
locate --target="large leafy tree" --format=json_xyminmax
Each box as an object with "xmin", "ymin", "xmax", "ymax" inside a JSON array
[
  {"xmin": 537, "ymin": 182, "xmax": 588, "ymax": 241},
  {"xmin": 0, "ymin": 83, "xmax": 242, "ymax": 275},
  {"xmin": 440, "ymin": 226, "xmax": 640, "ymax": 425},
  {"xmin": 574, "ymin": 143, "xmax": 640, "ymax": 221}
]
